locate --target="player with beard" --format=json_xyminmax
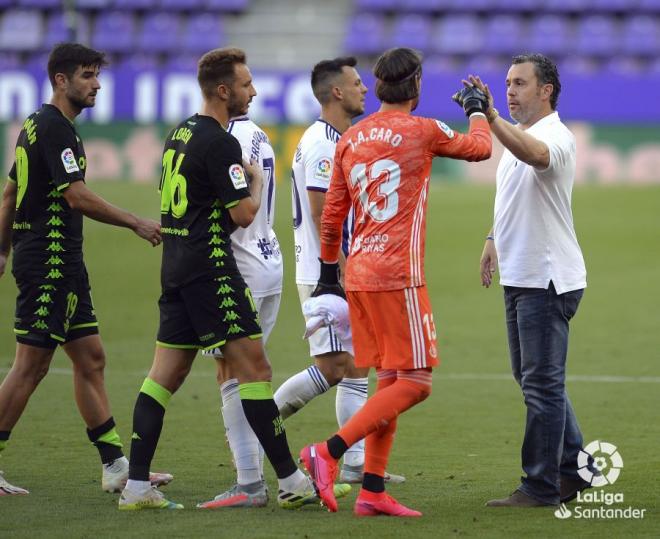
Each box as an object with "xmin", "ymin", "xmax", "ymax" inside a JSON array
[
  {"xmin": 0, "ymin": 43, "xmax": 168, "ymax": 497},
  {"xmin": 119, "ymin": 48, "xmax": 317, "ymax": 511}
]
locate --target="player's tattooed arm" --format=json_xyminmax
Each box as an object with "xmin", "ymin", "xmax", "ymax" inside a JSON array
[
  {"xmin": 62, "ymin": 181, "xmax": 161, "ymax": 246},
  {"xmin": 0, "ymin": 180, "xmax": 17, "ymax": 277}
]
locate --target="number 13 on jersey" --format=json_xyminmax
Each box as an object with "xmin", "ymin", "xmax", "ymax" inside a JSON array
[
  {"xmin": 349, "ymin": 159, "xmax": 400, "ymax": 223},
  {"xmin": 160, "ymin": 149, "xmax": 188, "ymax": 218}
]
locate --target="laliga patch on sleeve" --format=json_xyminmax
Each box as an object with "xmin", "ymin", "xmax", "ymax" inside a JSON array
[
  {"xmin": 229, "ymin": 163, "xmax": 248, "ymax": 189},
  {"xmin": 61, "ymin": 148, "xmax": 80, "ymax": 173},
  {"xmin": 435, "ymin": 120, "xmax": 455, "ymax": 139},
  {"xmin": 313, "ymin": 158, "xmax": 333, "ymax": 181}
]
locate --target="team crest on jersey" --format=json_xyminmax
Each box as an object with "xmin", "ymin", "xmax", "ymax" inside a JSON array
[
  {"xmin": 314, "ymin": 158, "xmax": 332, "ymax": 181},
  {"xmin": 435, "ymin": 120, "xmax": 455, "ymax": 139},
  {"xmin": 61, "ymin": 148, "xmax": 79, "ymax": 173},
  {"xmin": 229, "ymin": 164, "xmax": 248, "ymax": 189}
]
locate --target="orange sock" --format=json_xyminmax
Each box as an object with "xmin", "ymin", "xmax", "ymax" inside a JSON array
[
  {"xmin": 336, "ymin": 369, "xmax": 432, "ymax": 449},
  {"xmin": 364, "ymin": 370, "xmax": 398, "ymax": 478}
]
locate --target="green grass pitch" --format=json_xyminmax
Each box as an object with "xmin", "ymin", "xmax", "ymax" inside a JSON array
[{"xmin": 0, "ymin": 181, "xmax": 658, "ymax": 538}]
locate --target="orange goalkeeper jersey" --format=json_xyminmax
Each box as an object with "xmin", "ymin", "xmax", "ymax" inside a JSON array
[{"xmin": 321, "ymin": 110, "xmax": 491, "ymax": 291}]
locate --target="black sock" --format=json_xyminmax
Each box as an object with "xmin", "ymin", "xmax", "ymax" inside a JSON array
[
  {"xmin": 128, "ymin": 393, "xmax": 166, "ymax": 481},
  {"xmin": 241, "ymin": 397, "xmax": 297, "ymax": 479},
  {"xmin": 86, "ymin": 417, "xmax": 124, "ymax": 464},
  {"xmin": 326, "ymin": 435, "xmax": 349, "ymax": 460},
  {"xmin": 362, "ymin": 472, "xmax": 385, "ymax": 493},
  {"xmin": 0, "ymin": 430, "xmax": 10, "ymax": 454}
]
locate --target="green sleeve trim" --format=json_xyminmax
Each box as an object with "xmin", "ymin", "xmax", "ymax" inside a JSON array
[
  {"xmin": 7, "ymin": 177, "xmax": 16, "ymax": 184},
  {"xmin": 50, "ymin": 333, "xmax": 65, "ymax": 342},
  {"xmin": 96, "ymin": 427, "xmax": 123, "ymax": 449},
  {"xmin": 248, "ymin": 333, "xmax": 263, "ymax": 340},
  {"xmin": 140, "ymin": 377, "xmax": 172, "ymax": 409},
  {"xmin": 201, "ymin": 339, "xmax": 227, "ymax": 352},
  {"xmin": 224, "ymin": 199, "xmax": 240, "ymax": 209},
  {"xmin": 156, "ymin": 340, "xmax": 200, "ymax": 350},
  {"xmin": 69, "ymin": 322, "xmax": 99, "ymax": 330},
  {"xmin": 13, "ymin": 329, "xmax": 29, "ymax": 335},
  {"xmin": 239, "ymin": 381, "xmax": 273, "ymax": 400},
  {"xmin": 56, "ymin": 182, "xmax": 70, "ymax": 192}
]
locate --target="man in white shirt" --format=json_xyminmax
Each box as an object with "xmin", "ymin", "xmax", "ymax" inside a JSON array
[{"xmin": 466, "ymin": 54, "xmax": 589, "ymax": 507}]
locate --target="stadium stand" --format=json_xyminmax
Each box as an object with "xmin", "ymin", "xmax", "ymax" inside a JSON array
[{"xmin": 0, "ymin": 0, "xmax": 658, "ymax": 74}]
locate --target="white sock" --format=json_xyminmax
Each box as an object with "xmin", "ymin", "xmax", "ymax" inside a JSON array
[
  {"xmin": 336, "ymin": 377, "xmax": 369, "ymax": 468},
  {"xmin": 125, "ymin": 479, "xmax": 150, "ymax": 494},
  {"xmin": 274, "ymin": 365, "xmax": 330, "ymax": 420},
  {"xmin": 220, "ymin": 378, "xmax": 262, "ymax": 485},
  {"xmin": 277, "ymin": 469, "xmax": 307, "ymax": 493}
]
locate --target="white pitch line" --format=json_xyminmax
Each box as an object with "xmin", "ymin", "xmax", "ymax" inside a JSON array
[{"xmin": 1, "ymin": 367, "xmax": 659, "ymax": 384}]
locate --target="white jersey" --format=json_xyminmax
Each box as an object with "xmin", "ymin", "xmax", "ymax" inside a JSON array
[
  {"xmin": 227, "ymin": 117, "xmax": 283, "ymax": 297},
  {"xmin": 292, "ymin": 119, "xmax": 352, "ymax": 285}
]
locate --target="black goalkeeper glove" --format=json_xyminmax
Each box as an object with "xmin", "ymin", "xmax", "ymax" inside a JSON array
[
  {"xmin": 451, "ymin": 85, "xmax": 489, "ymax": 117},
  {"xmin": 311, "ymin": 259, "xmax": 346, "ymax": 299}
]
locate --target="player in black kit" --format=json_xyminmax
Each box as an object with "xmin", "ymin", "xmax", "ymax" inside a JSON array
[
  {"xmin": 120, "ymin": 48, "xmax": 319, "ymax": 511},
  {"xmin": 0, "ymin": 43, "xmax": 170, "ymax": 496}
]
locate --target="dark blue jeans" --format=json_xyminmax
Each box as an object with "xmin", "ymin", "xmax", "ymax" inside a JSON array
[{"xmin": 504, "ymin": 282, "xmax": 585, "ymax": 505}]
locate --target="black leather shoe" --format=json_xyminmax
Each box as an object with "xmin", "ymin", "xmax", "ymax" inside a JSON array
[
  {"xmin": 486, "ymin": 489, "xmax": 556, "ymax": 507},
  {"xmin": 560, "ymin": 475, "xmax": 591, "ymax": 503}
]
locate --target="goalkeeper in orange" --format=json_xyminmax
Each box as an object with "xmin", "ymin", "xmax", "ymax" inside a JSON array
[{"xmin": 299, "ymin": 47, "xmax": 492, "ymax": 517}]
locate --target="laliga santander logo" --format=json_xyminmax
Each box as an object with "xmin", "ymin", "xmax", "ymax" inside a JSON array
[{"xmin": 578, "ymin": 440, "xmax": 623, "ymax": 486}]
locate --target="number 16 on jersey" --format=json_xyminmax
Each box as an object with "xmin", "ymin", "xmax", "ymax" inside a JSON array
[{"xmin": 160, "ymin": 149, "xmax": 188, "ymax": 218}]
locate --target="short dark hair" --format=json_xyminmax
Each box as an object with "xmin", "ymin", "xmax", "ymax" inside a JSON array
[
  {"xmin": 197, "ymin": 47, "xmax": 247, "ymax": 99},
  {"xmin": 47, "ymin": 43, "xmax": 107, "ymax": 87},
  {"xmin": 373, "ymin": 48, "xmax": 422, "ymax": 104},
  {"xmin": 512, "ymin": 53, "xmax": 561, "ymax": 110},
  {"xmin": 311, "ymin": 56, "xmax": 358, "ymax": 104}
]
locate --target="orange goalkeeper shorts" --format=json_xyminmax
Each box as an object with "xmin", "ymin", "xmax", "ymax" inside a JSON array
[{"xmin": 347, "ymin": 286, "xmax": 439, "ymax": 370}]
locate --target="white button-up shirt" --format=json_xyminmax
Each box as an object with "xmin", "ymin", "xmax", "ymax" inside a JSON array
[{"xmin": 494, "ymin": 111, "xmax": 586, "ymax": 295}]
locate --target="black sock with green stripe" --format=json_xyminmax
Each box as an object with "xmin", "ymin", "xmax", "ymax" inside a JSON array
[
  {"xmin": 0, "ymin": 430, "xmax": 10, "ymax": 454},
  {"xmin": 87, "ymin": 417, "xmax": 124, "ymax": 464},
  {"xmin": 128, "ymin": 378, "xmax": 172, "ymax": 481},
  {"xmin": 240, "ymin": 382, "xmax": 298, "ymax": 479}
]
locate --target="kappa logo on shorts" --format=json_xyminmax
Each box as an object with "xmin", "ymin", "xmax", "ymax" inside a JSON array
[
  {"xmin": 314, "ymin": 158, "xmax": 332, "ymax": 181},
  {"xmin": 435, "ymin": 120, "xmax": 455, "ymax": 139},
  {"xmin": 61, "ymin": 148, "xmax": 80, "ymax": 173},
  {"xmin": 229, "ymin": 164, "xmax": 248, "ymax": 189}
]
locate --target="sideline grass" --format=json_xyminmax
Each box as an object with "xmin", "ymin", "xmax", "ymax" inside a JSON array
[{"xmin": 0, "ymin": 181, "xmax": 658, "ymax": 538}]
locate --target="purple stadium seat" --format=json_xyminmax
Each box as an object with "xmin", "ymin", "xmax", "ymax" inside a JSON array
[
  {"xmin": 92, "ymin": 12, "xmax": 136, "ymax": 52},
  {"xmin": 390, "ymin": 15, "xmax": 432, "ymax": 52},
  {"xmin": 164, "ymin": 54, "xmax": 199, "ymax": 71},
  {"xmin": 354, "ymin": 0, "xmax": 400, "ymax": 11},
  {"xmin": 422, "ymin": 55, "xmax": 458, "ymax": 73},
  {"xmin": 638, "ymin": 0, "xmax": 660, "ymax": 11},
  {"xmin": 117, "ymin": 53, "xmax": 160, "ymax": 71},
  {"xmin": 76, "ymin": 0, "xmax": 111, "ymax": 7},
  {"xmin": 113, "ymin": 0, "xmax": 158, "ymax": 9},
  {"xmin": 158, "ymin": 0, "xmax": 204, "ymax": 10},
  {"xmin": 18, "ymin": 0, "xmax": 62, "ymax": 7},
  {"xmin": 139, "ymin": 13, "xmax": 181, "ymax": 53},
  {"xmin": 592, "ymin": 0, "xmax": 638, "ymax": 10},
  {"xmin": 399, "ymin": 0, "xmax": 445, "ymax": 12},
  {"xmin": 491, "ymin": 0, "xmax": 541, "ymax": 11},
  {"xmin": 558, "ymin": 56, "xmax": 598, "ymax": 76},
  {"xmin": 445, "ymin": 0, "xmax": 494, "ymax": 10},
  {"xmin": 0, "ymin": 0, "xmax": 14, "ymax": 7},
  {"xmin": 464, "ymin": 54, "xmax": 508, "ymax": 74},
  {"xmin": 182, "ymin": 14, "xmax": 224, "ymax": 53},
  {"xmin": 575, "ymin": 15, "xmax": 619, "ymax": 57},
  {"xmin": 24, "ymin": 52, "xmax": 50, "ymax": 73},
  {"xmin": 482, "ymin": 15, "xmax": 525, "ymax": 55},
  {"xmin": 527, "ymin": 15, "xmax": 572, "ymax": 56},
  {"xmin": 432, "ymin": 15, "xmax": 482, "ymax": 55},
  {"xmin": 543, "ymin": 0, "xmax": 588, "ymax": 11},
  {"xmin": 204, "ymin": 0, "xmax": 250, "ymax": 12},
  {"xmin": 0, "ymin": 9, "xmax": 43, "ymax": 51},
  {"xmin": 43, "ymin": 12, "xmax": 91, "ymax": 50},
  {"xmin": 602, "ymin": 56, "xmax": 644, "ymax": 75},
  {"xmin": 621, "ymin": 15, "xmax": 659, "ymax": 55},
  {"xmin": 344, "ymin": 13, "xmax": 387, "ymax": 55}
]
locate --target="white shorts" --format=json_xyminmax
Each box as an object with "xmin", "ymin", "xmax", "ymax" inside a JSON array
[
  {"xmin": 203, "ymin": 293, "xmax": 281, "ymax": 357},
  {"xmin": 298, "ymin": 284, "xmax": 353, "ymax": 357}
]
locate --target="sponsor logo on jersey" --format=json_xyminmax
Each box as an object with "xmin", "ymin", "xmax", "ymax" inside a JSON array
[
  {"xmin": 314, "ymin": 158, "xmax": 332, "ymax": 181},
  {"xmin": 435, "ymin": 120, "xmax": 455, "ymax": 139},
  {"xmin": 229, "ymin": 164, "xmax": 248, "ymax": 189},
  {"xmin": 61, "ymin": 148, "xmax": 79, "ymax": 173}
]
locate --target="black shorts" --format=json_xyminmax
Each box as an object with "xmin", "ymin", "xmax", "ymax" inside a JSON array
[
  {"xmin": 14, "ymin": 266, "xmax": 99, "ymax": 350},
  {"xmin": 157, "ymin": 273, "xmax": 262, "ymax": 350}
]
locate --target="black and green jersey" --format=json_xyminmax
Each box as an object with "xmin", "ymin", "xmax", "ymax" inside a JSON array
[
  {"xmin": 7, "ymin": 104, "xmax": 86, "ymax": 280},
  {"xmin": 160, "ymin": 114, "xmax": 250, "ymax": 289}
]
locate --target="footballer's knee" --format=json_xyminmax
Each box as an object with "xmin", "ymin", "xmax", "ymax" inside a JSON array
[{"xmin": 315, "ymin": 352, "xmax": 350, "ymax": 386}]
